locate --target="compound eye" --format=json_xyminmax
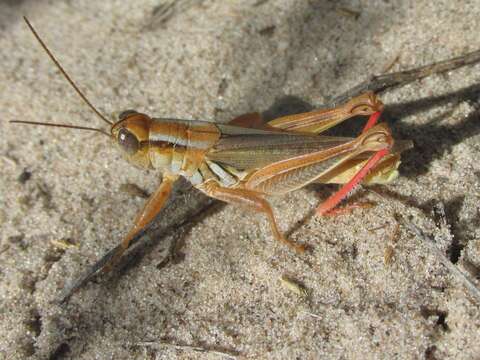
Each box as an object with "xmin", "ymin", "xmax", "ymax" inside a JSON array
[
  {"xmin": 118, "ymin": 109, "xmax": 138, "ymax": 121},
  {"xmin": 118, "ymin": 128, "xmax": 139, "ymax": 155}
]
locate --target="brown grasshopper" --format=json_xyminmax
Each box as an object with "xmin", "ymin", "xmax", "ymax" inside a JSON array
[{"xmin": 12, "ymin": 17, "xmax": 408, "ymax": 273}]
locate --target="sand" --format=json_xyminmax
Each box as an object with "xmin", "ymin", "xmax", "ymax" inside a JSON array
[{"xmin": 1, "ymin": 0, "xmax": 479, "ymax": 359}]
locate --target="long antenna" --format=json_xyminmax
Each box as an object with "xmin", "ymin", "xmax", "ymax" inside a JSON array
[
  {"xmin": 23, "ymin": 16, "xmax": 113, "ymax": 126},
  {"xmin": 10, "ymin": 120, "xmax": 111, "ymax": 137}
]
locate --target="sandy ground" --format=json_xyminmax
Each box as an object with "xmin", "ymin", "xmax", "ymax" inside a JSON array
[{"xmin": 1, "ymin": 0, "xmax": 480, "ymax": 359}]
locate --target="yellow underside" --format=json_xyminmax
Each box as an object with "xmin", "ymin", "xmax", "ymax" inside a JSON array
[{"xmin": 317, "ymin": 153, "xmax": 401, "ymax": 185}]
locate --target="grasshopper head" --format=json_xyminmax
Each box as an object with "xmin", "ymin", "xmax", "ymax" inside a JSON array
[{"xmin": 110, "ymin": 110, "xmax": 153, "ymax": 168}]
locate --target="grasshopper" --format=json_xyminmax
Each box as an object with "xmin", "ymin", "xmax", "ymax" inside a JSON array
[{"xmin": 13, "ymin": 17, "xmax": 409, "ymax": 273}]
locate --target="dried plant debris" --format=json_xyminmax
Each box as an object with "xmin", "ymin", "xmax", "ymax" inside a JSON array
[
  {"xmin": 17, "ymin": 168, "xmax": 32, "ymax": 184},
  {"xmin": 147, "ymin": 0, "xmax": 206, "ymax": 29},
  {"xmin": 384, "ymin": 221, "xmax": 400, "ymax": 266},
  {"xmin": 137, "ymin": 341, "xmax": 239, "ymax": 359},
  {"xmin": 402, "ymin": 217, "xmax": 480, "ymax": 304},
  {"xmin": 280, "ymin": 275, "xmax": 309, "ymax": 298}
]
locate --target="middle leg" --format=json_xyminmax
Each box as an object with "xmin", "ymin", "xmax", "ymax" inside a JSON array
[{"xmin": 198, "ymin": 180, "xmax": 306, "ymax": 253}]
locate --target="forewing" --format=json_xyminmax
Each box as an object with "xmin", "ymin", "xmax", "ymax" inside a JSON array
[
  {"xmin": 243, "ymin": 140, "xmax": 359, "ymax": 194},
  {"xmin": 208, "ymin": 124, "xmax": 353, "ymax": 170}
]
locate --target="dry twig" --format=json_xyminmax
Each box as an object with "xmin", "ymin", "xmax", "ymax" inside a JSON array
[
  {"xmin": 137, "ymin": 341, "xmax": 239, "ymax": 359},
  {"xmin": 401, "ymin": 218, "xmax": 480, "ymax": 304},
  {"xmin": 330, "ymin": 49, "xmax": 480, "ymax": 105}
]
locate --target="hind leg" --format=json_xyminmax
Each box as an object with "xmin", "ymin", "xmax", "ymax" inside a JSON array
[
  {"xmin": 316, "ymin": 149, "xmax": 390, "ymax": 216},
  {"xmin": 267, "ymin": 92, "xmax": 384, "ymax": 134}
]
